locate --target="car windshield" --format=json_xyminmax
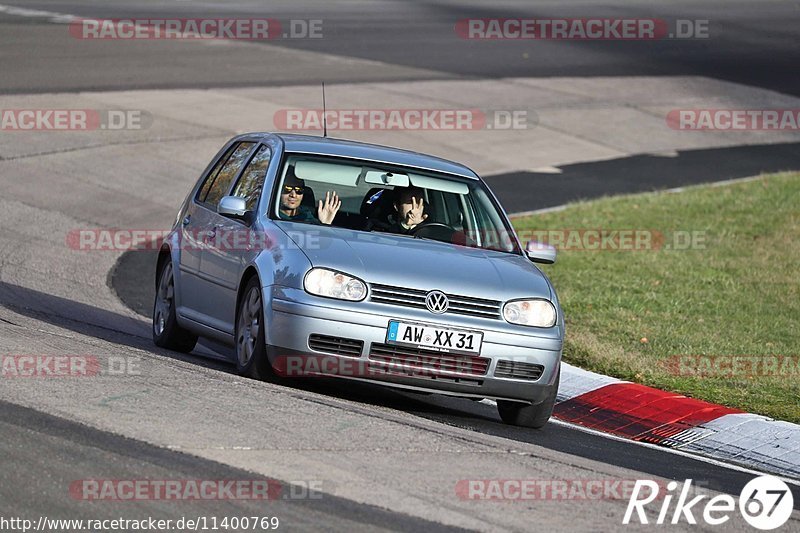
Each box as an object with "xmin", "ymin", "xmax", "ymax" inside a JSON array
[{"xmin": 272, "ymin": 154, "xmax": 521, "ymax": 254}]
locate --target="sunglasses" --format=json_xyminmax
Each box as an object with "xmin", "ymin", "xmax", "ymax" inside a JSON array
[{"xmin": 282, "ymin": 185, "xmax": 304, "ymax": 194}]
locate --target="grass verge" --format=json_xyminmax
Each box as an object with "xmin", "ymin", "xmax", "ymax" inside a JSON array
[{"xmin": 512, "ymin": 172, "xmax": 800, "ymax": 423}]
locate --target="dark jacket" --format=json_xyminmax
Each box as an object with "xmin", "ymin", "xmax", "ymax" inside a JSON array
[
  {"xmin": 382, "ymin": 215, "xmax": 429, "ymax": 235},
  {"xmin": 279, "ymin": 205, "xmax": 319, "ymax": 223}
]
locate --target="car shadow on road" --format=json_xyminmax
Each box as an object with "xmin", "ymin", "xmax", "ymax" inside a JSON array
[{"xmin": 0, "ymin": 281, "xmax": 232, "ymax": 373}]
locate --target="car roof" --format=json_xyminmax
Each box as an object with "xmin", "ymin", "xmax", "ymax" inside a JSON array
[{"xmin": 243, "ymin": 132, "xmax": 480, "ymax": 180}]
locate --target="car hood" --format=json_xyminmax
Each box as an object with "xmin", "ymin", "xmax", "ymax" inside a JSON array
[{"xmin": 274, "ymin": 222, "xmax": 552, "ymax": 301}]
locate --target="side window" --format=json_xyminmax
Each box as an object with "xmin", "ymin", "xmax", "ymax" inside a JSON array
[
  {"xmin": 232, "ymin": 144, "xmax": 271, "ymax": 211},
  {"xmin": 202, "ymin": 142, "xmax": 256, "ymax": 208},
  {"xmin": 196, "ymin": 144, "xmax": 238, "ymax": 203},
  {"xmin": 441, "ymin": 191, "xmax": 465, "ymax": 229}
]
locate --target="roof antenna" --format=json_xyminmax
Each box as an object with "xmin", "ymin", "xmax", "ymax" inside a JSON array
[{"xmin": 321, "ymin": 82, "xmax": 328, "ymax": 138}]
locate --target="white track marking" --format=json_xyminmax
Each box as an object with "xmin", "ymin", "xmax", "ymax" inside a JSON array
[
  {"xmin": 548, "ymin": 417, "xmax": 800, "ymax": 487},
  {"xmin": 0, "ymin": 4, "xmax": 77, "ymax": 23},
  {"xmin": 479, "ymin": 398, "xmax": 800, "ymax": 486}
]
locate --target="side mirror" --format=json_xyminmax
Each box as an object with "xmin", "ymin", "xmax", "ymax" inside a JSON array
[
  {"xmin": 218, "ymin": 196, "xmax": 248, "ymax": 218},
  {"xmin": 525, "ymin": 241, "xmax": 556, "ymax": 264}
]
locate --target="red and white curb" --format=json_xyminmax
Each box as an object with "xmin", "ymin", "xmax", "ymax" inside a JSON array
[{"xmin": 552, "ymin": 363, "xmax": 800, "ymax": 480}]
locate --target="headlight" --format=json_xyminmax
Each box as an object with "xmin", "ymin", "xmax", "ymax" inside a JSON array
[
  {"xmin": 503, "ymin": 299, "xmax": 557, "ymax": 327},
  {"xmin": 304, "ymin": 268, "xmax": 367, "ymax": 301}
]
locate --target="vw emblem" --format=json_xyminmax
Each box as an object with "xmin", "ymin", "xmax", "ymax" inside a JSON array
[{"xmin": 425, "ymin": 290, "xmax": 449, "ymax": 314}]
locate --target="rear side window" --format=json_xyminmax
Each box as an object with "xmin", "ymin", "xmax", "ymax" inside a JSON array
[
  {"xmin": 232, "ymin": 144, "xmax": 272, "ymax": 211},
  {"xmin": 196, "ymin": 144, "xmax": 237, "ymax": 203},
  {"xmin": 197, "ymin": 142, "xmax": 255, "ymax": 208}
]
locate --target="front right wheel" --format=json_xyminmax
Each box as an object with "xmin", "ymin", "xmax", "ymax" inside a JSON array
[
  {"xmin": 235, "ymin": 277, "xmax": 276, "ymax": 381},
  {"xmin": 497, "ymin": 367, "xmax": 560, "ymax": 429}
]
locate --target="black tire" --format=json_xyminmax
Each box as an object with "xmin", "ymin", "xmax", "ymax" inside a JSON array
[
  {"xmin": 497, "ymin": 367, "xmax": 560, "ymax": 429},
  {"xmin": 235, "ymin": 277, "xmax": 276, "ymax": 380},
  {"xmin": 152, "ymin": 260, "xmax": 198, "ymax": 353}
]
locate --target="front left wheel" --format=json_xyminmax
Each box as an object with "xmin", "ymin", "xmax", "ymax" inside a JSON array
[
  {"xmin": 235, "ymin": 277, "xmax": 276, "ymax": 381},
  {"xmin": 152, "ymin": 260, "xmax": 198, "ymax": 353},
  {"xmin": 497, "ymin": 367, "xmax": 560, "ymax": 429}
]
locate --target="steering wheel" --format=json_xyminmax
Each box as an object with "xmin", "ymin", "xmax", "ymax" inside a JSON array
[{"xmin": 410, "ymin": 222, "xmax": 456, "ymax": 238}]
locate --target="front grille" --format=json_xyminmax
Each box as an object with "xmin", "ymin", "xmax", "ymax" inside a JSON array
[
  {"xmin": 369, "ymin": 283, "xmax": 502, "ymax": 320},
  {"xmin": 494, "ymin": 360, "xmax": 544, "ymax": 381},
  {"xmin": 365, "ymin": 362, "xmax": 484, "ymax": 386},
  {"xmin": 368, "ymin": 342, "xmax": 490, "ymax": 376},
  {"xmin": 308, "ymin": 334, "xmax": 363, "ymax": 357}
]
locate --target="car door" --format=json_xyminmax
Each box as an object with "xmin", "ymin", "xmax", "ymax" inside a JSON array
[
  {"xmin": 199, "ymin": 143, "xmax": 273, "ymax": 334},
  {"xmin": 184, "ymin": 141, "xmax": 256, "ymax": 329},
  {"xmin": 177, "ymin": 142, "xmax": 240, "ymax": 318}
]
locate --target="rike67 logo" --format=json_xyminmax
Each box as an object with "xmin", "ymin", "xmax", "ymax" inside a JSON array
[{"xmin": 624, "ymin": 476, "xmax": 794, "ymax": 530}]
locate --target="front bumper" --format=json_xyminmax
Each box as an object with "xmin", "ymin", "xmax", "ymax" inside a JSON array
[{"xmin": 264, "ymin": 287, "xmax": 563, "ymax": 404}]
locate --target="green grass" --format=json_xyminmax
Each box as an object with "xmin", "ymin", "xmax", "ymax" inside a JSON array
[{"xmin": 512, "ymin": 172, "xmax": 800, "ymax": 423}]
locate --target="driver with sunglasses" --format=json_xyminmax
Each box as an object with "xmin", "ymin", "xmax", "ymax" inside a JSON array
[{"xmin": 278, "ymin": 172, "xmax": 341, "ymax": 225}]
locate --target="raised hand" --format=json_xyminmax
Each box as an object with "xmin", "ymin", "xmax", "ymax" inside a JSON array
[
  {"xmin": 317, "ymin": 190, "xmax": 341, "ymax": 225},
  {"xmin": 405, "ymin": 196, "xmax": 428, "ymax": 227}
]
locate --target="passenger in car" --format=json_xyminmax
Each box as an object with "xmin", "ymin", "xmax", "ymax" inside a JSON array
[
  {"xmin": 387, "ymin": 186, "xmax": 429, "ymax": 234},
  {"xmin": 278, "ymin": 173, "xmax": 340, "ymax": 225}
]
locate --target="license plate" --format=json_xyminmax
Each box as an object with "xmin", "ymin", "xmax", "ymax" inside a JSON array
[{"xmin": 386, "ymin": 320, "xmax": 483, "ymax": 354}]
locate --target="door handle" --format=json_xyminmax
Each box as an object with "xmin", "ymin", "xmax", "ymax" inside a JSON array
[{"xmin": 182, "ymin": 215, "xmax": 191, "ymax": 226}]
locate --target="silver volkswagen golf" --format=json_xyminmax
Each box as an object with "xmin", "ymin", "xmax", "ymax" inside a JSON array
[{"xmin": 153, "ymin": 133, "xmax": 564, "ymax": 428}]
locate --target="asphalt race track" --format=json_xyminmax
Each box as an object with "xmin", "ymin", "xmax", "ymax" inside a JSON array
[
  {"xmin": 0, "ymin": 401, "xmax": 459, "ymax": 533},
  {"xmin": 1, "ymin": 0, "xmax": 800, "ymax": 97},
  {"xmin": 1, "ymin": 1, "xmax": 799, "ymax": 531}
]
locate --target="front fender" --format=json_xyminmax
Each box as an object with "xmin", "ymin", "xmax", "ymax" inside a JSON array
[{"xmin": 250, "ymin": 221, "xmax": 313, "ymax": 290}]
